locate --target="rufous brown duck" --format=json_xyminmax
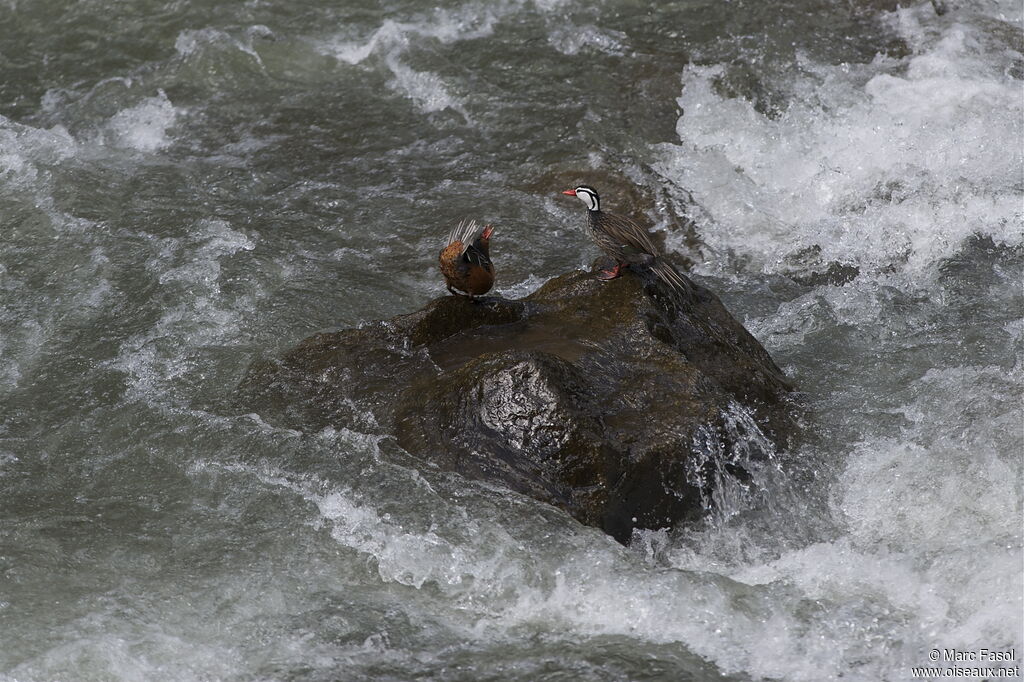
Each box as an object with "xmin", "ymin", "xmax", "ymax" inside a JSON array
[{"xmin": 438, "ymin": 220, "xmax": 495, "ymax": 297}]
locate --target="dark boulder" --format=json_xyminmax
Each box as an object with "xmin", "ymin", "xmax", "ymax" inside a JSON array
[{"xmin": 235, "ymin": 265, "xmax": 794, "ymax": 543}]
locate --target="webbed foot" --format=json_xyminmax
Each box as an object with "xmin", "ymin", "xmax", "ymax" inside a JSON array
[{"xmin": 596, "ymin": 263, "xmax": 624, "ymax": 280}]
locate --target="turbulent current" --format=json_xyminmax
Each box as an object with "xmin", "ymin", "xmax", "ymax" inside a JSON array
[{"xmin": 1, "ymin": 0, "xmax": 1021, "ymax": 680}]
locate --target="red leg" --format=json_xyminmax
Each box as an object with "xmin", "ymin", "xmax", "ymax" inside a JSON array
[{"xmin": 596, "ymin": 262, "xmax": 623, "ymax": 280}]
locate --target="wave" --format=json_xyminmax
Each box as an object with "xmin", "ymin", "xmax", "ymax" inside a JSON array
[{"xmin": 655, "ymin": 2, "xmax": 1023, "ymax": 280}]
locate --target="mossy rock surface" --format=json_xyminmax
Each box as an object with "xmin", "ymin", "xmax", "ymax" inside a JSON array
[{"xmin": 235, "ymin": 266, "xmax": 794, "ymax": 542}]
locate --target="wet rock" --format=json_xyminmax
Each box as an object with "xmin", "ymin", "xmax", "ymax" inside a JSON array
[
  {"xmin": 235, "ymin": 266, "xmax": 794, "ymax": 543},
  {"xmin": 792, "ymin": 261, "xmax": 861, "ymax": 287},
  {"xmin": 710, "ymin": 61, "xmax": 788, "ymax": 119},
  {"xmin": 780, "ymin": 245, "xmax": 861, "ymax": 286}
]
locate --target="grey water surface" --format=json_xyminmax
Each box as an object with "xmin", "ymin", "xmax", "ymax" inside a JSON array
[{"xmin": 1, "ymin": 0, "xmax": 1022, "ymax": 680}]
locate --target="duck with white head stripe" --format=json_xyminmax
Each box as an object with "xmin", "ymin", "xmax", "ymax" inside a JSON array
[{"xmin": 562, "ymin": 185, "xmax": 691, "ymax": 293}]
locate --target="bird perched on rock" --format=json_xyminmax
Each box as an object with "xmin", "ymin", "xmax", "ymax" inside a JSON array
[
  {"xmin": 439, "ymin": 220, "xmax": 495, "ymax": 297},
  {"xmin": 562, "ymin": 185, "xmax": 691, "ymax": 293}
]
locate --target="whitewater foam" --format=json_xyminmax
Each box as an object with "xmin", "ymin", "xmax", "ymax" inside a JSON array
[
  {"xmin": 655, "ymin": 3, "xmax": 1023, "ymax": 280},
  {"xmin": 175, "ymin": 27, "xmax": 263, "ymax": 61},
  {"xmin": 327, "ymin": 2, "xmax": 509, "ymax": 67},
  {"xmin": 0, "ymin": 117, "xmax": 78, "ymax": 191},
  {"xmin": 108, "ymin": 219, "xmax": 257, "ymax": 404},
  {"xmin": 105, "ymin": 91, "xmax": 178, "ymax": 152},
  {"xmin": 321, "ymin": 2, "xmax": 522, "ymax": 118},
  {"xmin": 547, "ymin": 24, "xmax": 628, "ymax": 56}
]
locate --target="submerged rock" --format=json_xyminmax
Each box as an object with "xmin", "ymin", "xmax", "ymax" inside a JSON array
[{"xmin": 235, "ymin": 266, "xmax": 794, "ymax": 543}]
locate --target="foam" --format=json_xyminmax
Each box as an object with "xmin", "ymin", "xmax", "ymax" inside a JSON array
[
  {"xmin": 245, "ymin": 458, "xmax": 535, "ymax": 605},
  {"xmin": 654, "ymin": 357, "xmax": 1020, "ymax": 680},
  {"xmin": 219, "ymin": 420, "xmax": 819, "ymax": 677},
  {"xmin": 322, "ymin": 2, "xmax": 520, "ymax": 117},
  {"xmin": 326, "ymin": 3, "xmax": 509, "ymax": 66},
  {"xmin": 206, "ymin": 283, "xmax": 1013, "ymax": 682},
  {"xmin": 108, "ymin": 219, "xmax": 257, "ymax": 403},
  {"xmin": 0, "ymin": 116, "xmax": 78, "ymax": 189},
  {"xmin": 105, "ymin": 90, "xmax": 178, "ymax": 152},
  {"xmin": 160, "ymin": 357, "xmax": 1019, "ymax": 682},
  {"xmin": 0, "ymin": 305, "xmax": 42, "ymax": 391},
  {"xmin": 5, "ymin": 632, "xmax": 235, "ymax": 682},
  {"xmin": 495, "ymin": 273, "xmax": 548, "ymax": 298},
  {"xmin": 0, "ymin": 118, "xmax": 118, "ymax": 393},
  {"xmin": 384, "ymin": 54, "xmax": 469, "ymax": 118},
  {"xmin": 654, "ymin": 3, "xmax": 1023, "ymax": 280},
  {"xmin": 157, "ymin": 219, "xmax": 255, "ymax": 287},
  {"xmin": 174, "ymin": 27, "xmax": 262, "ymax": 61},
  {"xmin": 547, "ymin": 24, "xmax": 628, "ymax": 56}
]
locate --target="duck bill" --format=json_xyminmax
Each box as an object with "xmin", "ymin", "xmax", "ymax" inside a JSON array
[
  {"xmin": 561, "ymin": 189, "xmax": 577, "ymax": 196},
  {"xmin": 481, "ymin": 225, "xmax": 494, "ymax": 240}
]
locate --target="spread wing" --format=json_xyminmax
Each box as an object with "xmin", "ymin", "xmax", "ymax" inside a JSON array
[{"xmin": 446, "ymin": 219, "xmax": 482, "ymax": 255}]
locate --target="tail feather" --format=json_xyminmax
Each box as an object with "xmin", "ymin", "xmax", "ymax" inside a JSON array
[{"xmin": 651, "ymin": 259, "xmax": 694, "ymax": 296}]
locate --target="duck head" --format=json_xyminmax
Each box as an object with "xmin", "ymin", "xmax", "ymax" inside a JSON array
[{"xmin": 562, "ymin": 185, "xmax": 600, "ymax": 211}]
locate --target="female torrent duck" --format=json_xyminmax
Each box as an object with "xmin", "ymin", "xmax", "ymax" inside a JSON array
[{"xmin": 438, "ymin": 220, "xmax": 495, "ymax": 297}]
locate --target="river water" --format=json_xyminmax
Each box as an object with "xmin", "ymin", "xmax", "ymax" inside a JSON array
[{"xmin": 1, "ymin": 0, "xmax": 1021, "ymax": 680}]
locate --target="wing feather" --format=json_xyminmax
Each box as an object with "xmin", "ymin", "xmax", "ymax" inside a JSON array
[
  {"xmin": 600, "ymin": 213, "xmax": 660, "ymax": 256},
  {"xmin": 596, "ymin": 212, "xmax": 693, "ymax": 295},
  {"xmin": 446, "ymin": 219, "xmax": 482, "ymax": 256}
]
